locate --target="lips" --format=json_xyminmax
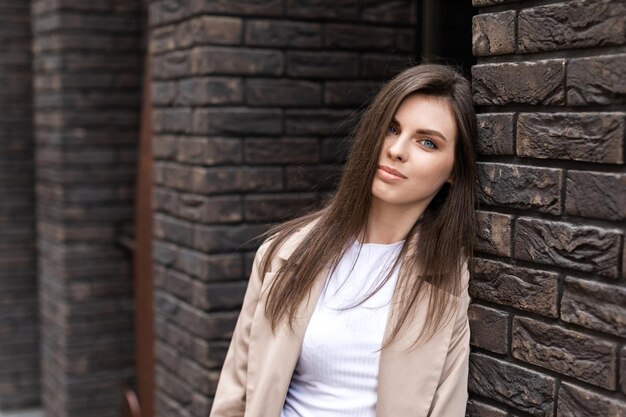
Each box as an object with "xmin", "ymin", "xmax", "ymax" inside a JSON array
[{"xmin": 378, "ymin": 165, "xmax": 407, "ymax": 179}]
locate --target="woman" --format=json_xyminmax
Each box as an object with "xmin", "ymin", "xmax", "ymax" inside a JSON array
[{"xmin": 210, "ymin": 63, "xmax": 477, "ymax": 417}]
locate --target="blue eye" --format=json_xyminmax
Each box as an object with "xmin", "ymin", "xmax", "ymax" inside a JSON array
[
  {"xmin": 387, "ymin": 125, "xmax": 398, "ymax": 135},
  {"xmin": 420, "ymin": 138, "xmax": 437, "ymax": 149}
]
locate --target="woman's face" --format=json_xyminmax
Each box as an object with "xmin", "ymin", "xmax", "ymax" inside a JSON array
[{"xmin": 371, "ymin": 93, "xmax": 457, "ymax": 211}]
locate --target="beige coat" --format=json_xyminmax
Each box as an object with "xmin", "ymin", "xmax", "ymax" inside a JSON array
[{"xmin": 209, "ymin": 222, "xmax": 471, "ymax": 417}]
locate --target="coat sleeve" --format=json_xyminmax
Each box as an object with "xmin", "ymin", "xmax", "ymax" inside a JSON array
[
  {"xmin": 427, "ymin": 261, "xmax": 472, "ymax": 417},
  {"xmin": 209, "ymin": 241, "xmax": 270, "ymax": 417}
]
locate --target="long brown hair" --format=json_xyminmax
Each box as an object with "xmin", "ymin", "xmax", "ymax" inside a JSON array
[{"xmin": 259, "ymin": 63, "xmax": 477, "ymax": 348}]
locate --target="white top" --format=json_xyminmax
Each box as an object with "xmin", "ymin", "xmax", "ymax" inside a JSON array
[{"xmin": 280, "ymin": 239, "xmax": 404, "ymax": 417}]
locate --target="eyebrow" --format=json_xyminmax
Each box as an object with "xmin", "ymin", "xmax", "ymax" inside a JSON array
[{"xmin": 391, "ymin": 117, "xmax": 448, "ymax": 142}]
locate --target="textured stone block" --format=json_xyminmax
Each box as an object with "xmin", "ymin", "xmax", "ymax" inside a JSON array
[
  {"xmin": 177, "ymin": 194, "xmax": 243, "ymax": 224},
  {"xmin": 244, "ymin": 193, "xmax": 318, "ymax": 222},
  {"xmin": 152, "ymin": 108, "xmax": 192, "ymax": 134},
  {"xmin": 324, "ymin": 81, "xmax": 381, "ymax": 106},
  {"xmin": 244, "ymin": 138, "xmax": 319, "ymax": 164},
  {"xmin": 517, "ymin": 113, "xmax": 624, "ymax": 164},
  {"xmin": 472, "ymin": 60, "xmax": 565, "ymax": 105},
  {"xmin": 245, "ymin": 20, "xmax": 322, "ymax": 48},
  {"xmin": 176, "ymin": 77, "xmax": 243, "ymax": 106},
  {"xmin": 189, "ymin": 167, "xmax": 283, "ymax": 195},
  {"xmin": 466, "ymin": 400, "xmax": 508, "ymax": 417},
  {"xmin": 176, "ymin": 137, "xmax": 242, "ymax": 166},
  {"xmin": 567, "ymin": 54, "xmax": 626, "ymax": 105},
  {"xmin": 476, "ymin": 113, "xmax": 514, "ymax": 155},
  {"xmin": 468, "ymin": 304, "xmax": 509, "ymax": 354},
  {"xmin": 325, "ymin": 23, "xmax": 394, "ymax": 50},
  {"xmin": 561, "ymin": 277, "xmax": 626, "ymax": 338},
  {"xmin": 193, "ymin": 224, "xmax": 265, "ymax": 254},
  {"xmin": 477, "ymin": 163, "xmax": 562, "ymax": 215},
  {"xmin": 286, "ymin": 0, "xmax": 359, "ymax": 20},
  {"xmin": 286, "ymin": 51, "xmax": 358, "ymax": 79},
  {"xmin": 475, "ymin": 210, "xmax": 512, "ymax": 257},
  {"xmin": 472, "ymin": 11, "xmax": 516, "ymax": 56},
  {"xmin": 192, "ymin": 281, "xmax": 247, "ymax": 312},
  {"xmin": 512, "ymin": 316, "xmax": 617, "ymax": 389},
  {"xmin": 566, "ymin": 171, "xmax": 626, "ymax": 220},
  {"xmin": 622, "ymin": 347, "xmax": 626, "ymax": 395},
  {"xmin": 361, "ymin": 0, "xmax": 415, "ymax": 24},
  {"xmin": 175, "ymin": 16, "xmax": 242, "ymax": 48},
  {"xmin": 515, "ymin": 217, "xmax": 622, "ymax": 279},
  {"xmin": 192, "ymin": 108, "xmax": 282, "ymax": 136},
  {"xmin": 519, "ymin": 0, "xmax": 626, "ymax": 53},
  {"xmin": 175, "ymin": 249, "xmax": 242, "ymax": 282},
  {"xmin": 469, "ymin": 353, "xmax": 555, "ymax": 417},
  {"xmin": 471, "ymin": 258, "xmax": 558, "ymax": 317},
  {"xmin": 152, "ymin": 50, "xmax": 191, "ymax": 79},
  {"xmin": 557, "ymin": 383, "xmax": 626, "ymax": 417},
  {"xmin": 360, "ymin": 53, "xmax": 414, "ymax": 79},
  {"xmin": 286, "ymin": 165, "xmax": 342, "ymax": 191},
  {"xmin": 246, "ymin": 79, "xmax": 321, "ymax": 107},
  {"xmin": 191, "ymin": 46, "xmax": 283, "ymax": 76},
  {"xmin": 285, "ymin": 109, "xmax": 355, "ymax": 136}
]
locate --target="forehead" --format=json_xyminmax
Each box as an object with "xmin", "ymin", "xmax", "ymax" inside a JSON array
[{"xmin": 393, "ymin": 94, "xmax": 457, "ymax": 141}]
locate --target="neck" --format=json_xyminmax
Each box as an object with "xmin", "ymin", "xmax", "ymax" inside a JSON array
[{"xmin": 361, "ymin": 198, "xmax": 427, "ymax": 244}]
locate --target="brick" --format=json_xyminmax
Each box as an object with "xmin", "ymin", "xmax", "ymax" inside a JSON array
[
  {"xmin": 176, "ymin": 249, "xmax": 242, "ymax": 282},
  {"xmin": 287, "ymin": 51, "xmax": 358, "ymax": 79},
  {"xmin": 321, "ymin": 137, "xmax": 350, "ymax": 163},
  {"xmin": 567, "ymin": 54, "xmax": 626, "ymax": 105},
  {"xmin": 286, "ymin": 0, "xmax": 359, "ymax": 20},
  {"xmin": 324, "ymin": 81, "xmax": 381, "ymax": 106},
  {"xmin": 285, "ymin": 109, "xmax": 355, "ymax": 136},
  {"xmin": 360, "ymin": 53, "xmax": 414, "ymax": 79},
  {"xmin": 153, "ymin": 240, "xmax": 177, "ymax": 267},
  {"xmin": 395, "ymin": 29, "xmax": 415, "ymax": 53},
  {"xmin": 514, "ymin": 217, "xmax": 622, "ymax": 279},
  {"xmin": 176, "ymin": 77, "xmax": 243, "ymax": 106},
  {"xmin": 244, "ymin": 193, "xmax": 318, "ymax": 221},
  {"xmin": 176, "ymin": 137, "xmax": 242, "ymax": 165},
  {"xmin": 566, "ymin": 171, "xmax": 626, "ymax": 221},
  {"xmin": 246, "ymin": 79, "xmax": 321, "ymax": 107},
  {"xmin": 513, "ymin": 316, "xmax": 617, "ymax": 389},
  {"xmin": 177, "ymin": 194, "xmax": 243, "ymax": 224},
  {"xmin": 192, "ymin": 281, "xmax": 247, "ymax": 312},
  {"xmin": 466, "ymin": 400, "xmax": 508, "ymax": 417},
  {"xmin": 150, "ymin": 25, "xmax": 176, "ymax": 54},
  {"xmin": 476, "ymin": 210, "xmax": 512, "ymax": 257},
  {"xmin": 154, "ymin": 214, "xmax": 194, "ymax": 247},
  {"xmin": 193, "ymin": 224, "xmax": 265, "ymax": 253},
  {"xmin": 469, "ymin": 353, "xmax": 555, "ymax": 417},
  {"xmin": 325, "ymin": 23, "xmax": 394, "ymax": 50},
  {"xmin": 468, "ymin": 304, "xmax": 508, "ymax": 354},
  {"xmin": 178, "ymin": 357, "xmax": 218, "ymax": 395},
  {"xmin": 152, "ymin": 50, "xmax": 192, "ymax": 79},
  {"xmin": 194, "ymin": 339, "xmax": 229, "ymax": 370},
  {"xmin": 361, "ymin": 0, "xmax": 415, "ymax": 24},
  {"xmin": 192, "ymin": 108, "xmax": 282, "ymax": 136},
  {"xmin": 561, "ymin": 277, "xmax": 626, "ymax": 338},
  {"xmin": 189, "ymin": 166, "xmax": 283, "ymax": 194},
  {"xmin": 190, "ymin": 0, "xmax": 282, "ymax": 16},
  {"xmin": 245, "ymin": 20, "xmax": 322, "ymax": 48},
  {"xmin": 557, "ymin": 383, "xmax": 626, "ymax": 417},
  {"xmin": 517, "ymin": 113, "xmax": 624, "ymax": 164},
  {"xmin": 472, "ymin": 60, "xmax": 565, "ymax": 106},
  {"xmin": 471, "ymin": 258, "xmax": 558, "ymax": 317},
  {"xmin": 152, "ymin": 108, "xmax": 192, "ymax": 134},
  {"xmin": 472, "ymin": 11, "xmax": 516, "ymax": 56},
  {"xmin": 192, "ymin": 392, "xmax": 212, "ymax": 417},
  {"xmin": 622, "ymin": 347, "xmax": 626, "ymax": 395},
  {"xmin": 286, "ymin": 165, "xmax": 342, "ymax": 191},
  {"xmin": 152, "ymin": 81, "xmax": 176, "ymax": 106},
  {"xmin": 244, "ymin": 138, "xmax": 320, "ymax": 164},
  {"xmin": 155, "ymin": 366, "xmax": 192, "ymax": 405},
  {"xmin": 153, "ymin": 162, "xmax": 192, "ymax": 190},
  {"xmin": 472, "ymin": 0, "xmax": 518, "ymax": 5},
  {"xmin": 519, "ymin": 1, "xmax": 626, "ymax": 53},
  {"xmin": 191, "ymin": 46, "xmax": 283, "ymax": 76},
  {"xmin": 175, "ymin": 16, "xmax": 242, "ymax": 48},
  {"xmin": 477, "ymin": 163, "xmax": 562, "ymax": 215},
  {"xmin": 476, "ymin": 113, "xmax": 514, "ymax": 155}
]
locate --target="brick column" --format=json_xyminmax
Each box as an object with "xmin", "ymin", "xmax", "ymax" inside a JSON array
[
  {"xmin": 469, "ymin": 1, "xmax": 626, "ymax": 416},
  {"xmin": 147, "ymin": 0, "xmax": 417, "ymax": 414},
  {"xmin": 0, "ymin": 0, "xmax": 38, "ymax": 411},
  {"xmin": 31, "ymin": 1, "xmax": 143, "ymax": 416}
]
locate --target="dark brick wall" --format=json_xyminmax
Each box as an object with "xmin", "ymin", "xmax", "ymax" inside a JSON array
[
  {"xmin": 469, "ymin": 1, "xmax": 626, "ymax": 416},
  {"xmin": 0, "ymin": 0, "xmax": 38, "ymax": 411},
  {"xmin": 147, "ymin": 0, "xmax": 416, "ymax": 414},
  {"xmin": 31, "ymin": 0, "xmax": 143, "ymax": 416}
]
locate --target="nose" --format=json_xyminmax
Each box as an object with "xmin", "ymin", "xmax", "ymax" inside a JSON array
[{"xmin": 386, "ymin": 136, "xmax": 408, "ymax": 162}]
